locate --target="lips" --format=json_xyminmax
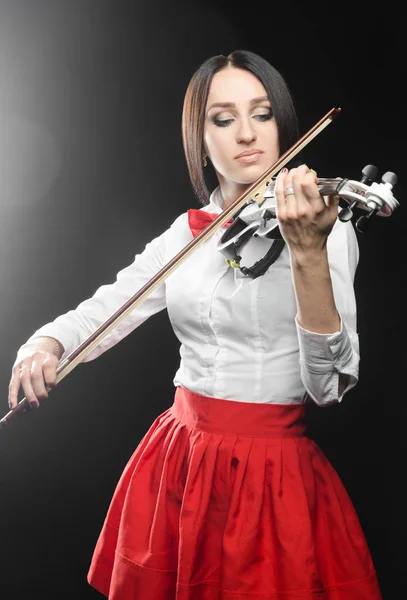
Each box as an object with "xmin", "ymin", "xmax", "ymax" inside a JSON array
[
  {"xmin": 235, "ymin": 149, "xmax": 263, "ymax": 159},
  {"xmin": 235, "ymin": 150, "xmax": 264, "ymax": 163}
]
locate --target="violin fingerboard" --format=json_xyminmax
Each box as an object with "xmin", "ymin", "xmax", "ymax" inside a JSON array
[
  {"xmin": 317, "ymin": 179, "xmax": 341, "ymax": 196},
  {"xmin": 266, "ymin": 178, "xmax": 340, "ymax": 199}
]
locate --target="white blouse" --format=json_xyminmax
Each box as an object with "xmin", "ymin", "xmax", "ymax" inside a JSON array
[{"xmin": 27, "ymin": 187, "xmax": 360, "ymax": 407}]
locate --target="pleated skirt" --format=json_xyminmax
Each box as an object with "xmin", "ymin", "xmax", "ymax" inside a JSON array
[{"xmin": 87, "ymin": 386, "xmax": 382, "ymax": 599}]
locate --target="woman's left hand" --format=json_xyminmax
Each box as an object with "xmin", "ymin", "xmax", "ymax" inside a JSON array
[{"xmin": 274, "ymin": 164, "xmax": 340, "ymax": 255}]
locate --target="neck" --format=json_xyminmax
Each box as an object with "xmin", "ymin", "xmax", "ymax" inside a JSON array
[{"xmin": 217, "ymin": 178, "xmax": 252, "ymax": 210}]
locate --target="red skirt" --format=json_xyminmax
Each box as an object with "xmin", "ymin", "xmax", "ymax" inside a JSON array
[{"xmin": 87, "ymin": 386, "xmax": 382, "ymax": 599}]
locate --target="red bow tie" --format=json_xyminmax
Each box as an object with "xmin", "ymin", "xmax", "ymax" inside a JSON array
[{"xmin": 187, "ymin": 209, "xmax": 233, "ymax": 238}]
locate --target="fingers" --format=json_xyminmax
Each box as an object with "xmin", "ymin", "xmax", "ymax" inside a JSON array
[
  {"xmin": 8, "ymin": 352, "xmax": 58, "ymax": 410},
  {"xmin": 325, "ymin": 192, "xmax": 341, "ymax": 215},
  {"xmin": 274, "ymin": 167, "xmax": 288, "ymax": 220},
  {"xmin": 42, "ymin": 355, "xmax": 58, "ymax": 389},
  {"xmin": 14, "ymin": 360, "xmax": 39, "ymax": 409},
  {"xmin": 299, "ymin": 175, "xmax": 326, "ymax": 215},
  {"xmin": 275, "ymin": 164, "xmax": 322, "ymax": 221},
  {"xmin": 31, "ymin": 356, "xmax": 52, "ymax": 400},
  {"xmin": 8, "ymin": 364, "xmax": 25, "ymax": 410}
]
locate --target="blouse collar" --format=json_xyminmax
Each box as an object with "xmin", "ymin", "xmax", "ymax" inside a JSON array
[{"xmin": 203, "ymin": 186, "xmax": 223, "ymax": 214}]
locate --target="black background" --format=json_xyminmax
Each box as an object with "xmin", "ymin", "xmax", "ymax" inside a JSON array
[{"xmin": 0, "ymin": 1, "xmax": 405, "ymax": 598}]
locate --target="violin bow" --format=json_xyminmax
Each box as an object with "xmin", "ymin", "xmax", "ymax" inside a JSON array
[{"xmin": 0, "ymin": 107, "xmax": 341, "ymax": 430}]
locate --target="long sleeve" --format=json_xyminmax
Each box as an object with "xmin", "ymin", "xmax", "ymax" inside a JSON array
[
  {"xmin": 294, "ymin": 217, "xmax": 360, "ymax": 407},
  {"xmin": 25, "ymin": 223, "xmax": 175, "ymax": 363}
]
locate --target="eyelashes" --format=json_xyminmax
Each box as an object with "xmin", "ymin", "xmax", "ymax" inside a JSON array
[{"xmin": 213, "ymin": 110, "xmax": 274, "ymax": 128}]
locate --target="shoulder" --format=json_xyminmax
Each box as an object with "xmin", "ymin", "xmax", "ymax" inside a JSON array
[
  {"xmin": 156, "ymin": 211, "xmax": 193, "ymax": 261},
  {"xmin": 151, "ymin": 211, "xmax": 189, "ymax": 244}
]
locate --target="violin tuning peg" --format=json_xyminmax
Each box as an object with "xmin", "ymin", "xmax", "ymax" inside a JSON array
[
  {"xmin": 338, "ymin": 199, "xmax": 359, "ymax": 223},
  {"xmin": 355, "ymin": 208, "xmax": 379, "ymax": 233},
  {"xmin": 361, "ymin": 164, "xmax": 379, "ymax": 184},
  {"xmin": 355, "ymin": 215, "xmax": 369, "ymax": 233},
  {"xmin": 338, "ymin": 206, "xmax": 354, "ymax": 222},
  {"xmin": 381, "ymin": 171, "xmax": 398, "ymax": 187}
]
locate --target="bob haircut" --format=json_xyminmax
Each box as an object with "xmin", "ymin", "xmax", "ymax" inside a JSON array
[{"xmin": 182, "ymin": 50, "xmax": 300, "ymax": 206}]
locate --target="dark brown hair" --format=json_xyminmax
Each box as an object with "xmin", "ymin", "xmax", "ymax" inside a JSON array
[{"xmin": 182, "ymin": 50, "xmax": 300, "ymax": 206}]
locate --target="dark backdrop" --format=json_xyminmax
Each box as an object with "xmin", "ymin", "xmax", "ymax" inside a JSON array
[{"xmin": 0, "ymin": 1, "xmax": 404, "ymax": 598}]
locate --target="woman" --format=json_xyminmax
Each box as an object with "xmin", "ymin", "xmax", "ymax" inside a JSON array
[{"xmin": 8, "ymin": 50, "xmax": 382, "ymax": 598}]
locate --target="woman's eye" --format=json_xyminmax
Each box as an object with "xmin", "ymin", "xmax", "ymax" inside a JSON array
[
  {"xmin": 213, "ymin": 110, "xmax": 273, "ymax": 127},
  {"xmin": 254, "ymin": 111, "xmax": 273, "ymax": 121},
  {"xmin": 214, "ymin": 118, "xmax": 234, "ymax": 127}
]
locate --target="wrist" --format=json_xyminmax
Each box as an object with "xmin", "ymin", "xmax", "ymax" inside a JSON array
[
  {"xmin": 289, "ymin": 246, "xmax": 329, "ymax": 270},
  {"xmin": 22, "ymin": 336, "xmax": 64, "ymax": 359}
]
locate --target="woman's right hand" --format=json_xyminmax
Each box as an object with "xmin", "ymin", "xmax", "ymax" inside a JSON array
[{"xmin": 8, "ymin": 338, "xmax": 63, "ymax": 410}]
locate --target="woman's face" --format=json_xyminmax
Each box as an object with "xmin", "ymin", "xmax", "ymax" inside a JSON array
[{"xmin": 204, "ymin": 66, "xmax": 279, "ymax": 186}]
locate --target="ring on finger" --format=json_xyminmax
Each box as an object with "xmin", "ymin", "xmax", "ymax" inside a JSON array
[{"xmin": 284, "ymin": 186, "xmax": 295, "ymax": 197}]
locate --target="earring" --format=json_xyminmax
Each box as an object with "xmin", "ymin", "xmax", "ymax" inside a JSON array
[{"xmin": 203, "ymin": 156, "xmax": 208, "ymax": 167}]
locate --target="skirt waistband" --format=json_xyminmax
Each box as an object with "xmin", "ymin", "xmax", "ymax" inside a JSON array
[{"xmin": 171, "ymin": 386, "xmax": 307, "ymax": 438}]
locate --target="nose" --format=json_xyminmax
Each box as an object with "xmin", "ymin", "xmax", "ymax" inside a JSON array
[{"xmin": 236, "ymin": 117, "xmax": 257, "ymax": 144}]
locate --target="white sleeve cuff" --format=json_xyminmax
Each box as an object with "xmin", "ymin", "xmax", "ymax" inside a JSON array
[
  {"xmin": 295, "ymin": 314, "xmax": 359, "ymax": 405},
  {"xmin": 295, "ymin": 314, "xmax": 354, "ymax": 372}
]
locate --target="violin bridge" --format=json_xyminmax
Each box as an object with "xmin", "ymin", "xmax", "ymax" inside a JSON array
[{"xmin": 249, "ymin": 181, "xmax": 271, "ymax": 205}]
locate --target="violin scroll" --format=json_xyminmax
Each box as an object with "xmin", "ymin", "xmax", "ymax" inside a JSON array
[{"xmin": 337, "ymin": 165, "xmax": 399, "ymax": 232}]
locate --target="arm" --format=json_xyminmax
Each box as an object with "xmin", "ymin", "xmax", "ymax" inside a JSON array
[
  {"xmin": 291, "ymin": 217, "xmax": 359, "ymax": 405},
  {"xmin": 274, "ymin": 165, "xmax": 359, "ymax": 406},
  {"xmin": 9, "ymin": 215, "xmax": 187, "ymax": 409},
  {"xmin": 24, "ymin": 220, "xmax": 177, "ymax": 363}
]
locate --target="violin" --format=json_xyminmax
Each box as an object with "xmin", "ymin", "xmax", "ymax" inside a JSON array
[
  {"xmin": 218, "ymin": 165, "xmax": 399, "ymax": 278},
  {"xmin": 0, "ymin": 107, "xmax": 400, "ymax": 431}
]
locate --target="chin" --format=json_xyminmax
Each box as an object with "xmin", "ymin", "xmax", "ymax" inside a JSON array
[
  {"xmin": 240, "ymin": 176, "xmax": 260, "ymax": 185},
  {"xmin": 236, "ymin": 168, "xmax": 265, "ymax": 184},
  {"xmin": 218, "ymin": 164, "xmax": 266, "ymax": 187}
]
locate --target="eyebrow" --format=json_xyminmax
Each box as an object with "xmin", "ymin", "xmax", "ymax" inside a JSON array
[{"xmin": 207, "ymin": 95, "xmax": 270, "ymax": 113}]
